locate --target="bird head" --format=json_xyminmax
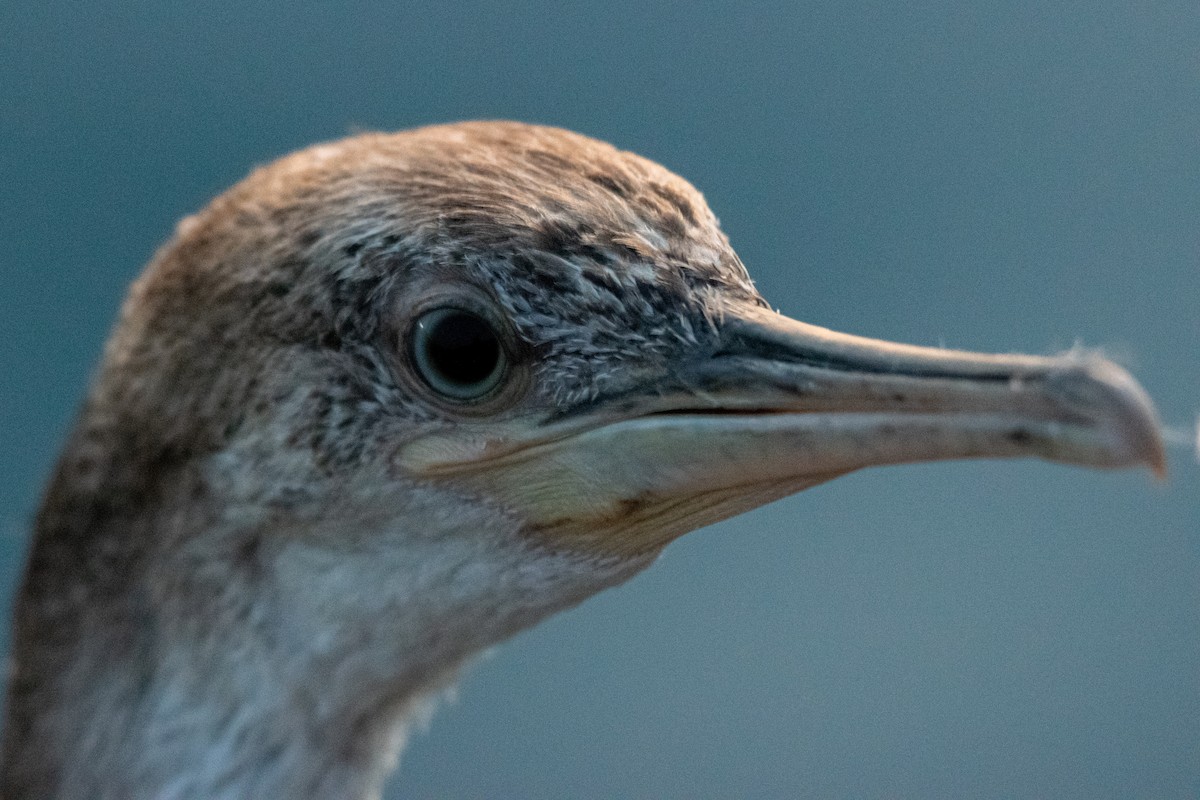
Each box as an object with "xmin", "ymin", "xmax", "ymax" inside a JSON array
[
  {"xmin": 68, "ymin": 119, "xmax": 1163, "ymax": 682},
  {"xmin": 8, "ymin": 121, "xmax": 1167, "ymax": 797}
]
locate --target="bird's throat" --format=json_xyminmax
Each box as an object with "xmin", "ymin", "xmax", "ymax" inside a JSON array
[{"xmin": 2, "ymin": 462, "xmax": 646, "ymax": 799}]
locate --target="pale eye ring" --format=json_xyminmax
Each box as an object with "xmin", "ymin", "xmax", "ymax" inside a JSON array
[{"xmin": 409, "ymin": 307, "xmax": 508, "ymax": 401}]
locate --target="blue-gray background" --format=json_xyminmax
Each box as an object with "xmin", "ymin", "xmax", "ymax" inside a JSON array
[{"xmin": 2, "ymin": 2, "xmax": 1198, "ymax": 797}]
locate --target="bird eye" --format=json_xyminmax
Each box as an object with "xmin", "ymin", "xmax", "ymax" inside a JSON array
[{"xmin": 409, "ymin": 307, "xmax": 508, "ymax": 401}]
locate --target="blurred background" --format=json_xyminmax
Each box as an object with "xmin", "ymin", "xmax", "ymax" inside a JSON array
[{"xmin": 2, "ymin": 1, "xmax": 1197, "ymax": 797}]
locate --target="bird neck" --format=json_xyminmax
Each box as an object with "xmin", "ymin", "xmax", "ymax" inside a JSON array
[{"xmin": 2, "ymin": 440, "xmax": 642, "ymax": 800}]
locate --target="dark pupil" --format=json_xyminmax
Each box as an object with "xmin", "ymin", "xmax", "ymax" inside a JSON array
[{"xmin": 426, "ymin": 311, "xmax": 500, "ymax": 386}]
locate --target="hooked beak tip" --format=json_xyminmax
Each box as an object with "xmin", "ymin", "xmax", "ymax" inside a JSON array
[{"xmin": 1061, "ymin": 356, "xmax": 1167, "ymax": 480}]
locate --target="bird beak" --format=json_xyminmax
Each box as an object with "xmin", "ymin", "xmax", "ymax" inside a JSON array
[{"xmin": 398, "ymin": 304, "xmax": 1165, "ymax": 558}]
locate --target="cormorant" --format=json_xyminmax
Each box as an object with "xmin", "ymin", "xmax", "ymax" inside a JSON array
[{"xmin": 0, "ymin": 122, "xmax": 1164, "ymax": 799}]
